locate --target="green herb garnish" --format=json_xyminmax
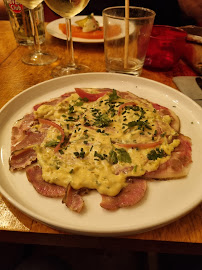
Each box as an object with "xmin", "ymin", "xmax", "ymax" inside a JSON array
[
  {"xmin": 116, "ymin": 148, "xmax": 132, "ymax": 163},
  {"xmin": 59, "ymin": 149, "xmax": 64, "ymax": 155},
  {"xmin": 126, "ymin": 119, "xmax": 152, "ymax": 131},
  {"xmin": 147, "ymin": 148, "xmax": 166, "ymax": 160},
  {"xmin": 68, "ymin": 105, "xmax": 74, "ymax": 114},
  {"xmin": 134, "ymin": 165, "xmax": 138, "ymax": 172},
  {"xmin": 45, "ymin": 140, "xmax": 59, "ymax": 147},
  {"xmin": 69, "ymin": 169, "xmax": 74, "ymax": 174},
  {"xmin": 75, "ymin": 97, "xmax": 89, "ymax": 106},
  {"xmin": 74, "ymin": 148, "xmax": 85, "ymax": 159},
  {"xmin": 93, "ymin": 113, "xmax": 111, "ymax": 127},
  {"xmin": 109, "ymin": 150, "xmax": 118, "ymax": 164},
  {"xmin": 109, "ymin": 89, "xmax": 119, "ymax": 102},
  {"xmin": 94, "ymin": 151, "xmax": 107, "ymax": 160}
]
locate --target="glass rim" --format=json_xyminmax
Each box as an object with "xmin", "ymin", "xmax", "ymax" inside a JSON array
[{"xmin": 102, "ymin": 6, "xmax": 156, "ymax": 20}]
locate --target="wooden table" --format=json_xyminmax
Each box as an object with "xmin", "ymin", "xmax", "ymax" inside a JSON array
[{"xmin": 0, "ymin": 21, "xmax": 201, "ymax": 255}]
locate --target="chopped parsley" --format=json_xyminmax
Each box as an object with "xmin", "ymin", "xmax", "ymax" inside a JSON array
[
  {"xmin": 147, "ymin": 148, "xmax": 166, "ymax": 160},
  {"xmin": 96, "ymin": 129, "xmax": 105, "ymax": 133},
  {"xmin": 68, "ymin": 105, "xmax": 75, "ymax": 114},
  {"xmin": 65, "ymin": 116, "xmax": 79, "ymax": 122},
  {"xmin": 83, "ymin": 130, "xmax": 89, "ymax": 139},
  {"xmin": 107, "ymin": 103, "xmax": 117, "ymax": 117},
  {"xmin": 45, "ymin": 140, "xmax": 59, "ymax": 147},
  {"xmin": 59, "ymin": 149, "xmax": 64, "ymax": 155},
  {"xmin": 133, "ymin": 165, "xmax": 138, "ymax": 172},
  {"xmin": 109, "ymin": 89, "xmax": 119, "ymax": 102},
  {"xmin": 93, "ymin": 113, "xmax": 112, "ymax": 128},
  {"xmin": 160, "ymin": 132, "xmax": 166, "ymax": 137},
  {"xmin": 94, "ymin": 151, "xmax": 108, "ymax": 160},
  {"xmin": 125, "ymin": 119, "xmax": 152, "ymax": 131},
  {"xmin": 74, "ymin": 148, "xmax": 85, "ymax": 159},
  {"xmin": 74, "ymin": 97, "xmax": 89, "ymax": 106},
  {"xmin": 83, "ymin": 116, "xmax": 91, "ymax": 126}
]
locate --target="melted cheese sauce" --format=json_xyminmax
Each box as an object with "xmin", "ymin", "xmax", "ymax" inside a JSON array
[{"xmin": 34, "ymin": 90, "xmax": 180, "ymax": 196}]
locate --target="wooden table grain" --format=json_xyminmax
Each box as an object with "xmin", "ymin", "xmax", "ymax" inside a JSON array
[{"xmin": 0, "ymin": 21, "xmax": 201, "ymax": 254}]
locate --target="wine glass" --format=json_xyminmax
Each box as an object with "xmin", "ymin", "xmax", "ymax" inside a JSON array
[
  {"xmin": 44, "ymin": 0, "xmax": 90, "ymax": 77},
  {"xmin": 15, "ymin": 0, "xmax": 57, "ymax": 65}
]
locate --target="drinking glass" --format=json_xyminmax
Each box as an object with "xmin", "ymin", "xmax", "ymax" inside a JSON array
[
  {"xmin": 144, "ymin": 25, "xmax": 187, "ymax": 70},
  {"xmin": 45, "ymin": 0, "xmax": 90, "ymax": 77},
  {"xmin": 103, "ymin": 6, "xmax": 155, "ymax": 76},
  {"xmin": 15, "ymin": 0, "xmax": 57, "ymax": 65}
]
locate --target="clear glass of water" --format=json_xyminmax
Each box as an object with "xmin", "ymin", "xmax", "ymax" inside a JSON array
[{"xmin": 103, "ymin": 6, "xmax": 155, "ymax": 76}]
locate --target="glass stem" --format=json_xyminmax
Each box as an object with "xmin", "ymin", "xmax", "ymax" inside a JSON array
[
  {"xmin": 65, "ymin": 17, "xmax": 75, "ymax": 67},
  {"xmin": 29, "ymin": 7, "xmax": 41, "ymax": 53}
]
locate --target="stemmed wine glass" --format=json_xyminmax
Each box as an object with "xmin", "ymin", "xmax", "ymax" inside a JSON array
[
  {"xmin": 45, "ymin": 0, "xmax": 90, "ymax": 77},
  {"xmin": 15, "ymin": 0, "xmax": 57, "ymax": 65}
]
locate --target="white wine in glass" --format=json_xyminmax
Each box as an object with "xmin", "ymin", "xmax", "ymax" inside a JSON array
[
  {"xmin": 45, "ymin": 0, "xmax": 90, "ymax": 77},
  {"xmin": 16, "ymin": 0, "xmax": 57, "ymax": 65},
  {"xmin": 18, "ymin": 0, "xmax": 43, "ymax": 9}
]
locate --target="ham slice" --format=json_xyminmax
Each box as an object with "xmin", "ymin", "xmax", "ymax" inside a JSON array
[
  {"xmin": 62, "ymin": 184, "xmax": 84, "ymax": 213},
  {"xmin": 152, "ymin": 102, "xmax": 180, "ymax": 132},
  {"xmin": 10, "ymin": 112, "xmax": 47, "ymax": 170},
  {"xmin": 10, "ymin": 128, "xmax": 45, "ymax": 170},
  {"xmin": 118, "ymin": 91, "xmax": 140, "ymax": 101},
  {"xmin": 144, "ymin": 134, "xmax": 192, "ymax": 179},
  {"xmin": 11, "ymin": 113, "xmax": 36, "ymax": 150},
  {"xmin": 100, "ymin": 179, "xmax": 147, "ymax": 210},
  {"xmin": 11, "ymin": 111, "xmax": 46, "ymax": 153},
  {"xmin": 12, "ymin": 131, "xmax": 45, "ymax": 152},
  {"xmin": 26, "ymin": 165, "xmax": 66, "ymax": 197},
  {"xmin": 9, "ymin": 148, "xmax": 37, "ymax": 172}
]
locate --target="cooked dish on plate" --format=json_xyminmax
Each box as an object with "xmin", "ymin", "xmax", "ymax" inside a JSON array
[
  {"xmin": 59, "ymin": 13, "xmax": 121, "ymax": 40},
  {"xmin": 59, "ymin": 13, "xmax": 104, "ymax": 39},
  {"xmin": 9, "ymin": 88, "xmax": 192, "ymax": 213}
]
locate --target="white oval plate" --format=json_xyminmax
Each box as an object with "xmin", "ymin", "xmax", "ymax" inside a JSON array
[
  {"xmin": 46, "ymin": 16, "xmax": 104, "ymax": 43},
  {"xmin": 0, "ymin": 73, "xmax": 202, "ymax": 236}
]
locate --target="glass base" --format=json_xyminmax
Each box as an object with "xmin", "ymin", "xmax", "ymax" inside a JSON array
[
  {"xmin": 22, "ymin": 51, "xmax": 57, "ymax": 66},
  {"xmin": 51, "ymin": 64, "xmax": 90, "ymax": 78},
  {"xmin": 106, "ymin": 58, "xmax": 143, "ymax": 76},
  {"xmin": 106, "ymin": 68, "xmax": 142, "ymax": 76}
]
